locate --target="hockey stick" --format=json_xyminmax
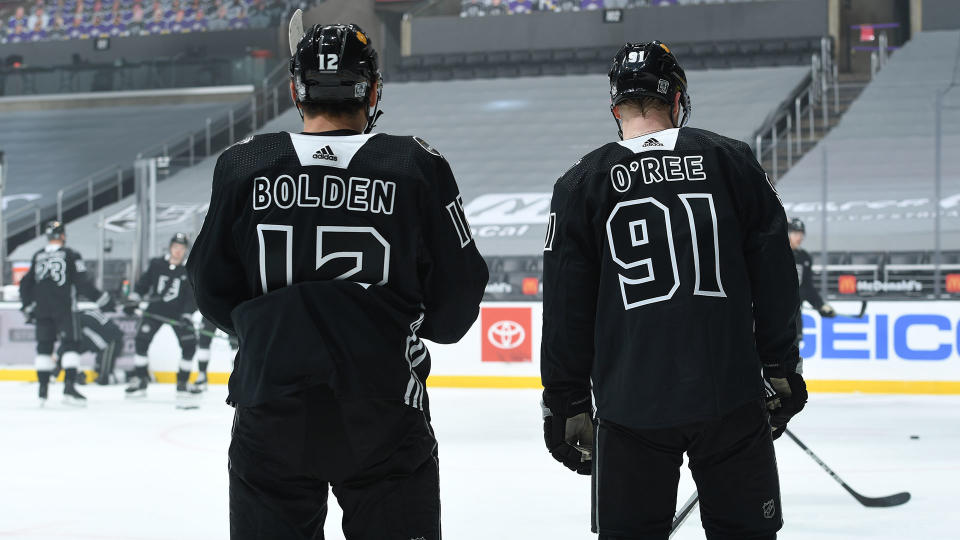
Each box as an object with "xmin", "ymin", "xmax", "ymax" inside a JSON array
[
  {"xmin": 669, "ymin": 491, "xmax": 700, "ymax": 537},
  {"xmin": 785, "ymin": 429, "xmax": 910, "ymax": 507},
  {"xmin": 138, "ymin": 310, "xmax": 219, "ymax": 339},
  {"xmin": 836, "ymin": 300, "xmax": 868, "ymax": 319},
  {"xmin": 288, "ymin": 9, "xmax": 304, "ymax": 56}
]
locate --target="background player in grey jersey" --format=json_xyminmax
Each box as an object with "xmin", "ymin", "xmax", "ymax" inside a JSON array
[
  {"xmin": 788, "ymin": 217, "xmax": 836, "ymax": 324},
  {"xmin": 123, "ymin": 232, "xmax": 198, "ymax": 408},
  {"xmin": 540, "ymin": 42, "xmax": 804, "ymax": 539},
  {"xmin": 19, "ymin": 221, "xmax": 114, "ymax": 406},
  {"xmin": 187, "ymin": 20, "xmax": 487, "ymax": 539}
]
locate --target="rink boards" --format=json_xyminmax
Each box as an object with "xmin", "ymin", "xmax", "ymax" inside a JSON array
[{"xmin": 1, "ymin": 301, "xmax": 959, "ymax": 394}]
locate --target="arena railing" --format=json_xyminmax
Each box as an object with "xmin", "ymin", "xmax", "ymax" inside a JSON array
[
  {"xmin": 752, "ymin": 37, "xmax": 835, "ymax": 182},
  {"xmin": 3, "ymin": 58, "xmax": 294, "ymax": 254}
]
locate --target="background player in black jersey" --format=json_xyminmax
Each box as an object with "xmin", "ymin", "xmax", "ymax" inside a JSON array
[
  {"xmin": 788, "ymin": 218, "xmax": 836, "ymax": 326},
  {"xmin": 540, "ymin": 42, "xmax": 805, "ymax": 540},
  {"xmin": 187, "ymin": 20, "xmax": 487, "ymax": 540},
  {"xmin": 191, "ymin": 316, "xmax": 238, "ymax": 393},
  {"xmin": 19, "ymin": 221, "xmax": 114, "ymax": 406},
  {"xmin": 57, "ymin": 308, "xmax": 125, "ymax": 385},
  {"xmin": 124, "ymin": 232, "xmax": 199, "ymax": 408}
]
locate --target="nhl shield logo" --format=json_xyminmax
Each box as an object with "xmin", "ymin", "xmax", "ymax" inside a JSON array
[{"xmin": 762, "ymin": 499, "xmax": 776, "ymax": 519}]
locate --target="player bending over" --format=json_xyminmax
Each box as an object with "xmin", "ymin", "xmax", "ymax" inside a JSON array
[
  {"xmin": 187, "ymin": 21, "xmax": 487, "ymax": 540},
  {"xmin": 540, "ymin": 42, "xmax": 805, "ymax": 540},
  {"xmin": 124, "ymin": 232, "xmax": 199, "ymax": 409},
  {"xmin": 58, "ymin": 308, "xmax": 124, "ymax": 385},
  {"xmin": 19, "ymin": 221, "xmax": 114, "ymax": 406}
]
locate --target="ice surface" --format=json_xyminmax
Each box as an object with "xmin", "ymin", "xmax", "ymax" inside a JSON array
[{"xmin": 0, "ymin": 383, "xmax": 958, "ymax": 539}]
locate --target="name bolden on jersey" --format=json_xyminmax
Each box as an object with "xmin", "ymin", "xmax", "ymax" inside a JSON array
[{"xmin": 253, "ymin": 174, "xmax": 397, "ymax": 215}]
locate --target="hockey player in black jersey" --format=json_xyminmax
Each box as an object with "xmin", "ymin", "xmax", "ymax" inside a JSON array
[
  {"xmin": 187, "ymin": 19, "xmax": 487, "ymax": 540},
  {"xmin": 540, "ymin": 42, "xmax": 805, "ymax": 539},
  {"xmin": 58, "ymin": 308, "xmax": 124, "ymax": 385},
  {"xmin": 19, "ymin": 221, "xmax": 114, "ymax": 406},
  {"xmin": 125, "ymin": 232, "xmax": 199, "ymax": 408},
  {"xmin": 788, "ymin": 218, "xmax": 836, "ymax": 328}
]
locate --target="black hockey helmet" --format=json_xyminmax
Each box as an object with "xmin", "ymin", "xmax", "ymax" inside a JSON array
[
  {"xmin": 289, "ymin": 23, "xmax": 383, "ymax": 133},
  {"xmin": 609, "ymin": 41, "xmax": 691, "ymax": 139},
  {"xmin": 170, "ymin": 232, "xmax": 190, "ymax": 247},
  {"xmin": 44, "ymin": 220, "xmax": 65, "ymax": 240},
  {"xmin": 788, "ymin": 218, "xmax": 806, "ymax": 234}
]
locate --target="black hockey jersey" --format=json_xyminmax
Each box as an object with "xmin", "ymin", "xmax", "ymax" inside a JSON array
[
  {"xmin": 793, "ymin": 248, "xmax": 824, "ymax": 310},
  {"xmin": 134, "ymin": 256, "xmax": 197, "ymax": 317},
  {"xmin": 20, "ymin": 244, "xmax": 110, "ymax": 318},
  {"xmin": 541, "ymin": 127, "xmax": 800, "ymax": 429},
  {"xmin": 187, "ymin": 130, "xmax": 489, "ymax": 408}
]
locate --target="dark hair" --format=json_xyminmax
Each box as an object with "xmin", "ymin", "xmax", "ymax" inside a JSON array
[
  {"xmin": 618, "ymin": 96, "xmax": 671, "ymax": 117},
  {"xmin": 299, "ymin": 100, "xmax": 366, "ymax": 119}
]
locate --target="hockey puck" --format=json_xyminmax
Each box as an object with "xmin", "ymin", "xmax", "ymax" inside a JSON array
[{"xmin": 910, "ymin": 435, "xmax": 919, "ymax": 440}]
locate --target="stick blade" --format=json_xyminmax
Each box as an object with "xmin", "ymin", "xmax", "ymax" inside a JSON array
[
  {"xmin": 853, "ymin": 490, "xmax": 911, "ymax": 508},
  {"xmin": 288, "ymin": 8, "xmax": 304, "ymax": 56}
]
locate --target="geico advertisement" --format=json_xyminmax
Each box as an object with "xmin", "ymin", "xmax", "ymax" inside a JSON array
[
  {"xmin": 428, "ymin": 302, "xmax": 960, "ymax": 382},
  {"xmin": 799, "ymin": 302, "xmax": 960, "ymax": 380}
]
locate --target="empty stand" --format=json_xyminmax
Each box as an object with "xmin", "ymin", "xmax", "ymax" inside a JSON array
[
  {"xmin": 1, "ymin": 97, "xmax": 243, "ymax": 234},
  {"xmin": 777, "ymin": 31, "xmax": 960, "ymax": 254},
  {"xmin": 8, "ymin": 67, "xmax": 809, "ymax": 274}
]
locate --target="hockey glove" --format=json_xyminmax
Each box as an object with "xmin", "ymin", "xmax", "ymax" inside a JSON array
[
  {"xmin": 764, "ymin": 371, "xmax": 808, "ymax": 440},
  {"xmin": 21, "ymin": 302, "xmax": 36, "ymax": 324},
  {"xmin": 542, "ymin": 389, "xmax": 594, "ymax": 475},
  {"xmin": 819, "ymin": 304, "xmax": 836, "ymax": 318},
  {"xmin": 97, "ymin": 293, "xmax": 117, "ymax": 313},
  {"xmin": 180, "ymin": 314, "xmax": 195, "ymax": 329},
  {"xmin": 122, "ymin": 293, "xmax": 141, "ymax": 316}
]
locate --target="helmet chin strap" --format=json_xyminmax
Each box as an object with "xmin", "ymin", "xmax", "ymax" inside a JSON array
[
  {"xmin": 364, "ymin": 78, "xmax": 384, "ymax": 134},
  {"xmin": 611, "ymin": 105, "xmax": 624, "ymax": 141}
]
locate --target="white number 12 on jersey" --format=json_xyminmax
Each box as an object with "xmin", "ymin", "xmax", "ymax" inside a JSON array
[{"xmin": 256, "ymin": 224, "xmax": 390, "ymax": 294}]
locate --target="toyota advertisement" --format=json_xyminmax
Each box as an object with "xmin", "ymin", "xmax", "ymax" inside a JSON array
[{"xmin": 481, "ymin": 307, "xmax": 532, "ymax": 363}]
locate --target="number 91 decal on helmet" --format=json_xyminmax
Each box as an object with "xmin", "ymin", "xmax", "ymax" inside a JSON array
[
  {"xmin": 287, "ymin": 9, "xmax": 384, "ymax": 134},
  {"xmin": 608, "ymin": 40, "xmax": 692, "ymax": 140}
]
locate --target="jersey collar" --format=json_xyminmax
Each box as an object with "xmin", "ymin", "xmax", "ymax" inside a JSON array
[
  {"xmin": 617, "ymin": 127, "xmax": 681, "ymax": 153},
  {"xmin": 298, "ymin": 129, "xmax": 362, "ymax": 136}
]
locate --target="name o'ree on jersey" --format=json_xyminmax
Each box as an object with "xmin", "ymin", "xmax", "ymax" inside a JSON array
[
  {"xmin": 609, "ymin": 131, "xmax": 707, "ymax": 192},
  {"xmin": 252, "ymin": 174, "xmax": 397, "ymax": 215}
]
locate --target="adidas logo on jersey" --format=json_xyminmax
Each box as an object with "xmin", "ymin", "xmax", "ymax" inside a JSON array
[
  {"xmin": 312, "ymin": 145, "xmax": 338, "ymax": 161},
  {"xmin": 642, "ymin": 138, "xmax": 664, "ymax": 148}
]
